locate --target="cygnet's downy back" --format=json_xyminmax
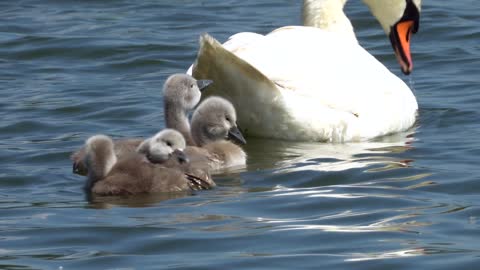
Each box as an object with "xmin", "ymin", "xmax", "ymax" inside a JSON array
[
  {"xmin": 138, "ymin": 129, "xmax": 215, "ymax": 187},
  {"xmin": 83, "ymin": 133, "xmax": 212, "ymax": 196}
]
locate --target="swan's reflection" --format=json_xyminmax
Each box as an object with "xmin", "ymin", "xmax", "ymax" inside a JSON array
[{"xmin": 244, "ymin": 129, "xmax": 416, "ymax": 173}]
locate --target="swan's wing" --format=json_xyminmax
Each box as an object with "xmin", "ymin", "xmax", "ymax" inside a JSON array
[
  {"xmin": 192, "ymin": 33, "xmax": 279, "ymax": 96},
  {"xmin": 233, "ymin": 26, "xmax": 402, "ymax": 107},
  {"xmin": 191, "ymin": 27, "xmax": 417, "ymax": 141},
  {"xmin": 192, "ymin": 34, "xmax": 304, "ymax": 138},
  {"xmin": 187, "ymin": 32, "xmax": 265, "ymax": 75},
  {"xmin": 227, "ymin": 26, "xmax": 418, "ymax": 136},
  {"xmin": 223, "ymin": 32, "xmax": 265, "ymax": 53}
]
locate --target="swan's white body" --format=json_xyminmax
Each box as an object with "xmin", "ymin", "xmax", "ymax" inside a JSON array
[{"xmin": 189, "ymin": 0, "xmax": 419, "ymax": 142}]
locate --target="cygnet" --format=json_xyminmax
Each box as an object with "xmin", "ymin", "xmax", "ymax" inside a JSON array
[
  {"xmin": 188, "ymin": 96, "xmax": 247, "ymax": 171},
  {"xmin": 84, "ymin": 134, "xmax": 212, "ymax": 196}
]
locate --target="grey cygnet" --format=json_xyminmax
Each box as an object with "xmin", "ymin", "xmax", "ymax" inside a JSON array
[
  {"xmin": 188, "ymin": 96, "xmax": 247, "ymax": 172},
  {"xmin": 84, "ymin": 134, "xmax": 212, "ymax": 196}
]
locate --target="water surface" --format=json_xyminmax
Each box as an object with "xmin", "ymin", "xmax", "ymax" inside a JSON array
[{"xmin": 1, "ymin": 1, "xmax": 479, "ymax": 269}]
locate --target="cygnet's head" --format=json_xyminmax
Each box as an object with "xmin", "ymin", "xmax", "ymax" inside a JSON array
[
  {"xmin": 137, "ymin": 129, "xmax": 188, "ymax": 164},
  {"xmin": 191, "ymin": 96, "xmax": 246, "ymax": 146},
  {"xmin": 163, "ymin": 73, "xmax": 213, "ymax": 111},
  {"xmin": 84, "ymin": 134, "xmax": 117, "ymax": 183}
]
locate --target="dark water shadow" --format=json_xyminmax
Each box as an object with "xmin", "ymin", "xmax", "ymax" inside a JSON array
[{"xmin": 85, "ymin": 191, "xmax": 193, "ymax": 209}]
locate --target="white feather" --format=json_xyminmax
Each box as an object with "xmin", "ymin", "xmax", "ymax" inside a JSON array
[{"xmin": 190, "ymin": 0, "xmax": 419, "ymax": 142}]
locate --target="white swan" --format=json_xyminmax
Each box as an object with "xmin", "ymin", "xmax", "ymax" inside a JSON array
[{"xmin": 188, "ymin": 0, "xmax": 421, "ymax": 142}]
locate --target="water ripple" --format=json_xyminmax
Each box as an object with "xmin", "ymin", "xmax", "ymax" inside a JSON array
[{"xmin": 1, "ymin": 1, "xmax": 479, "ymax": 269}]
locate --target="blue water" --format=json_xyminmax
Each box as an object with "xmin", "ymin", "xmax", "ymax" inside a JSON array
[{"xmin": 1, "ymin": 1, "xmax": 479, "ymax": 269}]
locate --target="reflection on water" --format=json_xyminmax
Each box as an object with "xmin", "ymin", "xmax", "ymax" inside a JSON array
[
  {"xmin": 267, "ymin": 213, "xmax": 429, "ymax": 234},
  {"xmin": 346, "ymin": 248, "xmax": 425, "ymax": 262},
  {"xmin": 245, "ymin": 129, "xmax": 417, "ymax": 173},
  {"xmin": 261, "ymin": 185, "xmax": 432, "ymax": 235}
]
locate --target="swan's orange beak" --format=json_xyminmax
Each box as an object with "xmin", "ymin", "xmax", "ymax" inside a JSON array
[
  {"xmin": 389, "ymin": 0, "xmax": 420, "ymax": 75},
  {"xmin": 392, "ymin": 20, "xmax": 415, "ymax": 75}
]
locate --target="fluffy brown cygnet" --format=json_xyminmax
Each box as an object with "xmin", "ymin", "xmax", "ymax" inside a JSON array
[
  {"xmin": 188, "ymin": 96, "xmax": 247, "ymax": 171},
  {"xmin": 163, "ymin": 73, "xmax": 212, "ymax": 146},
  {"xmin": 71, "ymin": 74, "xmax": 212, "ymax": 175},
  {"xmin": 71, "ymin": 138, "xmax": 142, "ymax": 176},
  {"xmin": 84, "ymin": 134, "xmax": 212, "ymax": 196},
  {"xmin": 138, "ymin": 129, "xmax": 215, "ymax": 187}
]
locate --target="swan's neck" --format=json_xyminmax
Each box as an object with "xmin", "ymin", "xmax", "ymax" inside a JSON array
[
  {"xmin": 302, "ymin": 0, "xmax": 356, "ymax": 40},
  {"xmin": 164, "ymin": 100, "xmax": 195, "ymax": 146}
]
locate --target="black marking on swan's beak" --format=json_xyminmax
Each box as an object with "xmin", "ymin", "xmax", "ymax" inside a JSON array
[
  {"xmin": 228, "ymin": 125, "xmax": 247, "ymax": 145},
  {"xmin": 197, "ymin": 79, "xmax": 213, "ymax": 91},
  {"xmin": 389, "ymin": 0, "xmax": 420, "ymax": 75}
]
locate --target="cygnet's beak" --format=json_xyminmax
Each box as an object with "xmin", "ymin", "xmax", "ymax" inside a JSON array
[
  {"xmin": 197, "ymin": 79, "xmax": 213, "ymax": 91},
  {"xmin": 73, "ymin": 161, "xmax": 88, "ymax": 176},
  {"xmin": 389, "ymin": 1, "xmax": 420, "ymax": 75},
  {"xmin": 172, "ymin": 149, "xmax": 189, "ymax": 164},
  {"xmin": 73, "ymin": 162, "xmax": 79, "ymax": 173},
  {"xmin": 227, "ymin": 125, "xmax": 247, "ymax": 145}
]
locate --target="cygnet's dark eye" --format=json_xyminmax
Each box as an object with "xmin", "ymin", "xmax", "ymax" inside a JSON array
[
  {"xmin": 225, "ymin": 116, "xmax": 231, "ymax": 122},
  {"xmin": 190, "ymin": 84, "xmax": 194, "ymax": 88},
  {"xmin": 166, "ymin": 141, "xmax": 173, "ymax": 147}
]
